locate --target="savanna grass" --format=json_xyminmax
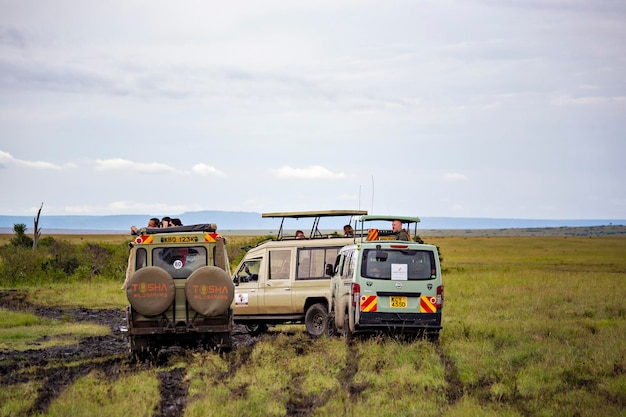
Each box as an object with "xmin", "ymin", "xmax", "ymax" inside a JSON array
[
  {"xmin": 0, "ymin": 308, "xmax": 111, "ymax": 351},
  {"xmin": 437, "ymin": 236, "xmax": 626, "ymax": 417},
  {"xmin": 1, "ymin": 235, "xmax": 624, "ymax": 417},
  {"xmin": 43, "ymin": 369, "xmax": 160, "ymax": 417}
]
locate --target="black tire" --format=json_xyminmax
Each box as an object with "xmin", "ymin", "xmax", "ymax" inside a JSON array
[
  {"xmin": 246, "ymin": 323, "xmax": 268, "ymax": 336},
  {"xmin": 185, "ymin": 266, "xmax": 235, "ymax": 316},
  {"xmin": 129, "ymin": 335, "xmax": 155, "ymax": 362},
  {"xmin": 125, "ymin": 267, "xmax": 175, "ymax": 317},
  {"xmin": 325, "ymin": 314, "xmax": 337, "ymax": 338},
  {"xmin": 305, "ymin": 303, "xmax": 327, "ymax": 337},
  {"xmin": 213, "ymin": 332, "xmax": 232, "ymax": 353}
]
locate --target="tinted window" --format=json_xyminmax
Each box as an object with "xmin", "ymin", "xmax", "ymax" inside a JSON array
[
  {"xmin": 135, "ymin": 248, "xmax": 147, "ymax": 271},
  {"xmin": 361, "ymin": 249, "xmax": 436, "ymax": 280},
  {"xmin": 339, "ymin": 249, "xmax": 356, "ymax": 279},
  {"xmin": 297, "ymin": 247, "xmax": 340, "ymax": 280},
  {"xmin": 152, "ymin": 246, "xmax": 208, "ymax": 278}
]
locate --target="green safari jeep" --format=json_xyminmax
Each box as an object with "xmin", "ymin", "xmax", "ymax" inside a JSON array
[{"xmin": 121, "ymin": 223, "xmax": 234, "ymax": 357}]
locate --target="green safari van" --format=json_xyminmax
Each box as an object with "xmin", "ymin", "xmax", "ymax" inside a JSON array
[{"xmin": 328, "ymin": 215, "xmax": 443, "ymax": 340}]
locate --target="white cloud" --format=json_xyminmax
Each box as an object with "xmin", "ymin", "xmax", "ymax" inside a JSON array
[
  {"xmin": 0, "ymin": 150, "xmax": 71, "ymax": 170},
  {"xmin": 191, "ymin": 163, "xmax": 226, "ymax": 177},
  {"xmin": 0, "ymin": 150, "xmax": 13, "ymax": 165},
  {"xmin": 551, "ymin": 94, "xmax": 626, "ymax": 106},
  {"xmin": 94, "ymin": 158, "xmax": 178, "ymax": 174},
  {"xmin": 271, "ymin": 165, "xmax": 348, "ymax": 179},
  {"xmin": 444, "ymin": 172, "xmax": 468, "ymax": 181},
  {"xmin": 0, "ymin": 2, "xmax": 624, "ymax": 219}
]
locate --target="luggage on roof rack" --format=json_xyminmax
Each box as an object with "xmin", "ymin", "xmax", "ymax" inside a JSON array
[{"xmin": 141, "ymin": 223, "xmax": 218, "ymax": 234}]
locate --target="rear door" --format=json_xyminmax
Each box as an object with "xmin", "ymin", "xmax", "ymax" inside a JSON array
[{"xmin": 359, "ymin": 245, "xmax": 438, "ymax": 314}]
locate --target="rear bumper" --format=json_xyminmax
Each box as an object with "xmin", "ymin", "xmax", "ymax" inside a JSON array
[
  {"xmin": 356, "ymin": 311, "xmax": 442, "ymax": 332},
  {"xmin": 124, "ymin": 306, "xmax": 233, "ymax": 335}
]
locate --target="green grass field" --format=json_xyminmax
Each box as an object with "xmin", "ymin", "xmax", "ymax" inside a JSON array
[{"xmin": 1, "ymin": 235, "xmax": 625, "ymax": 416}]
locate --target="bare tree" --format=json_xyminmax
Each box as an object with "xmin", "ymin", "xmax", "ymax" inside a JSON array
[{"xmin": 33, "ymin": 203, "xmax": 43, "ymax": 252}]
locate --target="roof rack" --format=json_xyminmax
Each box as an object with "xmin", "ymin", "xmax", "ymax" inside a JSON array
[
  {"xmin": 140, "ymin": 223, "xmax": 218, "ymax": 235},
  {"xmin": 354, "ymin": 215, "xmax": 421, "ymax": 242},
  {"xmin": 262, "ymin": 210, "xmax": 368, "ymax": 240},
  {"xmin": 355, "ymin": 215, "xmax": 420, "ymax": 224}
]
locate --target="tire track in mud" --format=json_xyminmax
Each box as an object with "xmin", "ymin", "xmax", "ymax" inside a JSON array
[
  {"xmin": 155, "ymin": 367, "xmax": 189, "ymax": 417},
  {"xmin": 340, "ymin": 340, "xmax": 368, "ymax": 399},
  {"xmin": 0, "ymin": 291, "xmax": 263, "ymax": 417},
  {"xmin": 436, "ymin": 344, "xmax": 464, "ymax": 405},
  {"xmin": 26, "ymin": 357, "xmax": 126, "ymax": 416},
  {"xmin": 284, "ymin": 336, "xmax": 332, "ymax": 416}
]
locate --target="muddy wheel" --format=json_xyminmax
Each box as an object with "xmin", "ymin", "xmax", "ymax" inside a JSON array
[
  {"xmin": 325, "ymin": 314, "xmax": 337, "ymax": 338},
  {"xmin": 246, "ymin": 323, "xmax": 268, "ymax": 336},
  {"xmin": 130, "ymin": 335, "xmax": 156, "ymax": 362},
  {"xmin": 125, "ymin": 267, "xmax": 175, "ymax": 317},
  {"xmin": 305, "ymin": 303, "xmax": 327, "ymax": 337},
  {"xmin": 185, "ymin": 266, "xmax": 235, "ymax": 316},
  {"xmin": 214, "ymin": 332, "xmax": 232, "ymax": 353},
  {"xmin": 343, "ymin": 311, "xmax": 353, "ymax": 343}
]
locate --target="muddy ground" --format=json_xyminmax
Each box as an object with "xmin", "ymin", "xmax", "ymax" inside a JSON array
[
  {"xmin": 0, "ymin": 290, "xmax": 463, "ymax": 417},
  {"xmin": 0, "ymin": 290, "xmax": 263, "ymax": 417}
]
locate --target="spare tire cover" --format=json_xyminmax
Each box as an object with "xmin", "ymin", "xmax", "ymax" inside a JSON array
[
  {"xmin": 185, "ymin": 266, "xmax": 235, "ymax": 316},
  {"xmin": 125, "ymin": 266, "xmax": 175, "ymax": 317}
]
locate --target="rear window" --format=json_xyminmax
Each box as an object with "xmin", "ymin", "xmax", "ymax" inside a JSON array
[
  {"xmin": 361, "ymin": 248, "xmax": 436, "ymax": 280},
  {"xmin": 152, "ymin": 246, "xmax": 208, "ymax": 278}
]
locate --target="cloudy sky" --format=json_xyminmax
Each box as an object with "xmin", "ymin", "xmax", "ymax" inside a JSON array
[{"xmin": 1, "ymin": 0, "xmax": 624, "ymax": 220}]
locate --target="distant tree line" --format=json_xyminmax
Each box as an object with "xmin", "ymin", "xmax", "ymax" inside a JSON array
[{"xmin": 0, "ymin": 224, "xmax": 129, "ymax": 287}]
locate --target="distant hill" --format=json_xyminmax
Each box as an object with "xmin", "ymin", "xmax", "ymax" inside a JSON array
[{"xmin": 0, "ymin": 210, "xmax": 624, "ymax": 235}]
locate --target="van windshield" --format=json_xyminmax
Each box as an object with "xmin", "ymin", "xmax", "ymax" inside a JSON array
[{"xmin": 361, "ymin": 248, "xmax": 436, "ymax": 280}]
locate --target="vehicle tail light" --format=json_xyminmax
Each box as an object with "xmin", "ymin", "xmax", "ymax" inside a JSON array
[
  {"xmin": 351, "ymin": 283, "xmax": 361, "ymax": 307},
  {"xmin": 436, "ymin": 285, "xmax": 444, "ymax": 309}
]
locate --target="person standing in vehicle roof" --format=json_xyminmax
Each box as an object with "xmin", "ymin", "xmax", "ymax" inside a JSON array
[
  {"xmin": 130, "ymin": 217, "xmax": 160, "ymax": 235},
  {"xmin": 392, "ymin": 219, "xmax": 410, "ymax": 240}
]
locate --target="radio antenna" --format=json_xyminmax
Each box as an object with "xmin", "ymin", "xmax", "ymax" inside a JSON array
[{"xmin": 371, "ymin": 175, "xmax": 374, "ymax": 213}]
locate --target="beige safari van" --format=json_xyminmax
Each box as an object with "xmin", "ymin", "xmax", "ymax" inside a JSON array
[
  {"xmin": 329, "ymin": 215, "xmax": 443, "ymax": 340},
  {"xmin": 232, "ymin": 210, "xmax": 366, "ymax": 336}
]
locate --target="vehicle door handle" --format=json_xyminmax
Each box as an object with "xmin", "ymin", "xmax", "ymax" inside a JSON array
[{"xmin": 284, "ymin": 288, "xmax": 291, "ymax": 291}]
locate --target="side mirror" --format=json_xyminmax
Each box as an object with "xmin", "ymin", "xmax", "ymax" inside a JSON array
[
  {"xmin": 233, "ymin": 275, "xmax": 240, "ymax": 286},
  {"xmin": 325, "ymin": 263, "xmax": 334, "ymax": 276}
]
